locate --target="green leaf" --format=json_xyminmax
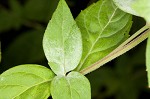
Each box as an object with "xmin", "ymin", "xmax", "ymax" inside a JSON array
[
  {"xmin": 43, "ymin": 0, "xmax": 82, "ymax": 76},
  {"xmin": 132, "ymin": 0, "xmax": 150, "ymax": 24},
  {"xmin": 75, "ymin": 0, "xmax": 132, "ymax": 70},
  {"xmin": 51, "ymin": 71, "xmax": 91, "ymax": 99},
  {"xmin": 113, "ymin": 0, "xmax": 150, "ymax": 24},
  {"xmin": 146, "ymin": 35, "xmax": 150, "ymax": 87},
  {"xmin": 113, "ymin": 0, "xmax": 139, "ymax": 16},
  {"xmin": 0, "ymin": 64, "xmax": 55, "ymax": 99}
]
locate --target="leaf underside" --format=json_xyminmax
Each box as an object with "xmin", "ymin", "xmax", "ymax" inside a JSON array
[
  {"xmin": 75, "ymin": 0, "xmax": 132, "ymax": 70},
  {"xmin": 113, "ymin": 0, "xmax": 138, "ymax": 16},
  {"xmin": 132, "ymin": 0, "xmax": 150, "ymax": 24},
  {"xmin": 0, "ymin": 64, "xmax": 55, "ymax": 99},
  {"xmin": 51, "ymin": 71, "xmax": 91, "ymax": 99},
  {"xmin": 43, "ymin": 0, "xmax": 82, "ymax": 76},
  {"xmin": 113, "ymin": 0, "xmax": 150, "ymax": 24}
]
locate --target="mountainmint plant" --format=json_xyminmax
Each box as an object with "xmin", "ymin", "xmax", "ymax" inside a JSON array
[{"xmin": 0, "ymin": 0, "xmax": 150, "ymax": 99}]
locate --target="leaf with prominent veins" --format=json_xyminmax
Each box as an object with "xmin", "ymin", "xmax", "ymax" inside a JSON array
[
  {"xmin": 76, "ymin": 0, "xmax": 132, "ymax": 71},
  {"xmin": 51, "ymin": 71, "xmax": 91, "ymax": 99},
  {"xmin": 0, "ymin": 64, "xmax": 55, "ymax": 99},
  {"xmin": 43, "ymin": 0, "xmax": 82, "ymax": 76}
]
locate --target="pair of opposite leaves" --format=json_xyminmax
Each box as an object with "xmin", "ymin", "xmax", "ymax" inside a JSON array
[
  {"xmin": 43, "ymin": 0, "xmax": 132, "ymax": 76},
  {"xmin": 0, "ymin": 0, "xmax": 132, "ymax": 99}
]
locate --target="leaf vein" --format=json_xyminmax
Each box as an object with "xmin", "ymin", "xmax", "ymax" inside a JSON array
[
  {"xmin": 78, "ymin": 3, "xmax": 118, "ymax": 70},
  {"xmin": 12, "ymin": 80, "xmax": 52, "ymax": 99}
]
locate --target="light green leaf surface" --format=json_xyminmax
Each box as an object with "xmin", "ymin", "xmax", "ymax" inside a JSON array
[
  {"xmin": 76, "ymin": 0, "xmax": 132, "ymax": 70},
  {"xmin": 113, "ymin": 0, "xmax": 150, "ymax": 24},
  {"xmin": 0, "ymin": 64, "xmax": 55, "ymax": 99},
  {"xmin": 113, "ymin": 0, "xmax": 138, "ymax": 16},
  {"xmin": 51, "ymin": 71, "xmax": 91, "ymax": 99},
  {"xmin": 132, "ymin": 0, "xmax": 150, "ymax": 24},
  {"xmin": 146, "ymin": 35, "xmax": 150, "ymax": 87},
  {"xmin": 43, "ymin": 0, "xmax": 82, "ymax": 76}
]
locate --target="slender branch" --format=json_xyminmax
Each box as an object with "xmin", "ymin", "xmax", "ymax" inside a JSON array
[
  {"xmin": 80, "ymin": 26, "xmax": 150, "ymax": 75},
  {"xmin": 116, "ymin": 25, "xmax": 149, "ymax": 48}
]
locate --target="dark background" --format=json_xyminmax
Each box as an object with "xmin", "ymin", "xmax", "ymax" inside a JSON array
[{"xmin": 0, "ymin": 0, "xmax": 150, "ymax": 99}]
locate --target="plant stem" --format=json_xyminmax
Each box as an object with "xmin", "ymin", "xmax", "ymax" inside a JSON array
[
  {"xmin": 117, "ymin": 25, "xmax": 149, "ymax": 48},
  {"xmin": 80, "ymin": 25, "xmax": 150, "ymax": 75}
]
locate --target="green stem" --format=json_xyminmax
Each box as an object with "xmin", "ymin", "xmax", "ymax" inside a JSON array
[
  {"xmin": 80, "ymin": 25, "xmax": 150, "ymax": 75},
  {"xmin": 117, "ymin": 25, "xmax": 149, "ymax": 48}
]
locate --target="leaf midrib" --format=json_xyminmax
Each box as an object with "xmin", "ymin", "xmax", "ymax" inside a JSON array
[
  {"xmin": 60, "ymin": 0, "xmax": 66, "ymax": 75},
  {"xmin": 60, "ymin": 0, "xmax": 75, "ymax": 75},
  {"xmin": 91, "ymin": 16, "xmax": 131, "ymax": 54},
  {"xmin": 1, "ymin": 72, "xmax": 47, "ymax": 81},
  {"xmin": 0, "ymin": 72, "xmax": 52, "ymax": 99},
  {"xmin": 12, "ymin": 79, "xmax": 52, "ymax": 99},
  {"xmin": 66, "ymin": 78, "xmax": 81, "ymax": 99},
  {"xmin": 78, "ymin": 1, "xmax": 118, "ymax": 70}
]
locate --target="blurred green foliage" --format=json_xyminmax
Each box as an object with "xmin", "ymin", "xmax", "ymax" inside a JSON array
[
  {"xmin": 0, "ymin": 0, "xmax": 59, "ymax": 71},
  {"xmin": 0, "ymin": 42, "xmax": 1, "ymax": 62},
  {"xmin": 0, "ymin": 0, "xmax": 150, "ymax": 99},
  {"xmin": 0, "ymin": 0, "xmax": 59, "ymax": 31}
]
